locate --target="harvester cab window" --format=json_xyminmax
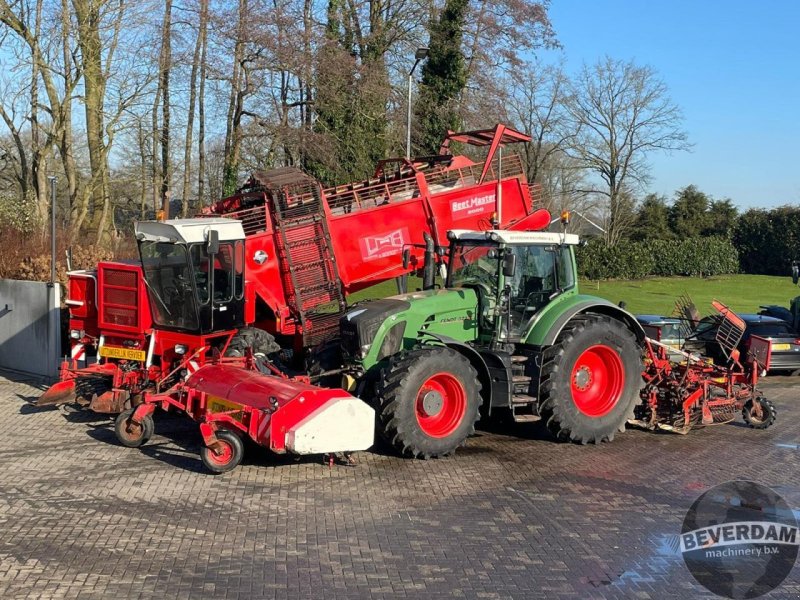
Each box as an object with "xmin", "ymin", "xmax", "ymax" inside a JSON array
[
  {"xmin": 140, "ymin": 242, "xmax": 200, "ymax": 331},
  {"xmin": 190, "ymin": 242, "xmax": 236, "ymax": 304}
]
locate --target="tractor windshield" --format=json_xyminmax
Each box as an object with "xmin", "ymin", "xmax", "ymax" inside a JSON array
[
  {"xmin": 139, "ymin": 241, "xmax": 200, "ymax": 331},
  {"xmin": 448, "ymin": 243, "xmax": 500, "ymax": 294}
]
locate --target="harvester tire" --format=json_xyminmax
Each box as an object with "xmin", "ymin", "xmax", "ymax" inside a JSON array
[
  {"xmin": 538, "ymin": 314, "xmax": 642, "ymax": 444},
  {"xmin": 114, "ymin": 408, "xmax": 155, "ymax": 448},
  {"xmin": 201, "ymin": 429, "xmax": 244, "ymax": 474},
  {"xmin": 742, "ymin": 397, "xmax": 777, "ymax": 429},
  {"xmin": 225, "ymin": 327, "xmax": 280, "ymax": 358},
  {"xmin": 377, "ymin": 346, "xmax": 481, "ymax": 459}
]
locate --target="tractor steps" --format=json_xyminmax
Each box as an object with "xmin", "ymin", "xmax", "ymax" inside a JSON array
[
  {"xmin": 511, "ymin": 394, "xmax": 536, "ymax": 404},
  {"xmin": 512, "ymin": 414, "xmax": 541, "ymax": 423}
]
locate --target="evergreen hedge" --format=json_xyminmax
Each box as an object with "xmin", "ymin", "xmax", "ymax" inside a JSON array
[{"xmin": 576, "ymin": 236, "xmax": 739, "ymax": 280}]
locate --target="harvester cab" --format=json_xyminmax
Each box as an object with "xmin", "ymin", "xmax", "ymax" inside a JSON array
[{"xmin": 135, "ymin": 219, "xmax": 246, "ymax": 335}]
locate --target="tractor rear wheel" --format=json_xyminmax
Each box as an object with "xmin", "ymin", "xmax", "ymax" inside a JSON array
[
  {"xmin": 742, "ymin": 397, "xmax": 777, "ymax": 429},
  {"xmin": 377, "ymin": 347, "xmax": 481, "ymax": 459},
  {"xmin": 114, "ymin": 408, "xmax": 155, "ymax": 448},
  {"xmin": 201, "ymin": 429, "xmax": 244, "ymax": 474},
  {"xmin": 539, "ymin": 315, "xmax": 642, "ymax": 444}
]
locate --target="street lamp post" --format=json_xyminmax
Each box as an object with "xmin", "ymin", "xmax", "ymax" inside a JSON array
[{"xmin": 406, "ymin": 47, "xmax": 429, "ymax": 160}]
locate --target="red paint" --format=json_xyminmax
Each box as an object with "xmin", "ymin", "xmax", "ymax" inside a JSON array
[
  {"xmin": 414, "ymin": 372, "xmax": 467, "ymax": 438},
  {"xmin": 570, "ymin": 345, "xmax": 625, "ymax": 417}
]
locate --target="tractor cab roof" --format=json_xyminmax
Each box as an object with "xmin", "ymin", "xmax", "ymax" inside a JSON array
[
  {"xmin": 135, "ymin": 218, "xmax": 245, "ymax": 245},
  {"xmin": 448, "ymin": 230, "xmax": 580, "ymax": 246}
]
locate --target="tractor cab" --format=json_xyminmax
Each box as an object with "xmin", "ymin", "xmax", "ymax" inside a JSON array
[
  {"xmin": 446, "ymin": 230, "xmax": 580, "ymax": 343},
  {"xmin": 135, "ymin": 219, "xmax": 246, "ymax": 334}
]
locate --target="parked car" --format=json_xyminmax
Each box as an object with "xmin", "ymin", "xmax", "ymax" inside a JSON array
[
  {"xmin": 636, "ymin": 315, "xmax": 690, "ymax": 352},
  {"xmin": 686, "ymin": 314, "xmax": 800, "ymax": 373}
]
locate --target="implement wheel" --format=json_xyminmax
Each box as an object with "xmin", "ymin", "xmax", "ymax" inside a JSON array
[
  {"xmin": 114, "ymin": 408, "xmax": 155, "ymax": 448},
  {"xmin": 201, "ymin": 430, "xmax": 244, "ymax": 474},
  {"xmin": 742, "ymin": 397, "xmax": 777, "ymax": 429},
  {"xmin": 539, "ymin": 315, "xmax": 642, "ymax": 444},
  {"xmin": 377, "ymin": 346, "xmax": 481, "ymax": 459}
]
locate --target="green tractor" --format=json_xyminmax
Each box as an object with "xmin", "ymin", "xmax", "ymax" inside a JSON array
[{"xmin": 340, "ymin": 228, "xmax": 646, "ymax": 458}]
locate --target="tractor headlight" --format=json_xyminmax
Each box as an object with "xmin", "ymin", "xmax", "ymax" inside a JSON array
[
  {"xmin": 174, "ymin": 344, "xmax": 187, "ymax": 355},
  {"xmin": 69, "ymin": 329, "xmax": 83, "ymax": 340}
]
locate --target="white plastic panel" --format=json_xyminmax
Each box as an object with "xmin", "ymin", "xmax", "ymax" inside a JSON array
[{"xmin": 285, "ymin": 397, "xmax": 375, "ymax": 455}]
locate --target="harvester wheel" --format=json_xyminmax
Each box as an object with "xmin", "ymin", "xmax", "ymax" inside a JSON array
[
  {"xmin": 538, "ymin": 315, "xmax": 642, "ymax": 444},
  {"xmin": 742, "ymin": 397, "xmax": 777, "ymax": 429},
  {"xmin": 200, "ymin": 429, "xmax": 244, "ymax": 474},
  {"xmin": 377, "ymin": 346, "xmax": 481, "ymax": 459},
  {"xmin": 114, "ymin": 408, "xmax": 155, "ymax": 448},
  {"xmin": 225, "ymin": 327, "xmax": 280, "ymax": 358}
]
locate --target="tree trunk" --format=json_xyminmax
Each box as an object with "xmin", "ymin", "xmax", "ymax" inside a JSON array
[
  {"xmin": 160, "ymin": 0, "xmax": 172, "ymax": 218},
  {"xmin": 72, "ymin": 0, "xmax": 111, "ymax": 244},
  {"xmin": 182, "ymin": 0, "xmax": 207, "ymax": 216},
  {"xmin": 222, "ymin": 0, "xmax": 247, "ymax": 197},
  {"xmin": 197, "ymin": 1, "xmax": 208, "ymax": 208}
]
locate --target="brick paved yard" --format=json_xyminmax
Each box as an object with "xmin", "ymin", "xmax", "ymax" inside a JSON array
[{"xmin": 0, "ymin": 372, "xmax": 798, "ymax": 599}]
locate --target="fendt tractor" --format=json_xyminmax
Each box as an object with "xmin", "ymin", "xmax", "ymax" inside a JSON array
[{"xmin": 37, "ymin": 123, "xmax": 649, "ymax": 470}]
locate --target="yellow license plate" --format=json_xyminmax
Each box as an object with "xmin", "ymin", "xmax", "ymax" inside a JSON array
[
  {"xmin": 99, "ymin": 346, "xmax": 146, "ymax": 361},
  {"xmin": 208, "ymin": 396, "xmax": 245, "ymax": 422},
  {"xmin": 773, "ymin": 343, "xmax": 790, "ymax": 351}
]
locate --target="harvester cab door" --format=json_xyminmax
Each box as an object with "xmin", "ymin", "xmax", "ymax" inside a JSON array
[{"xmin": 191, "ymin": 236, "xmax": 246, "ymax": 333}]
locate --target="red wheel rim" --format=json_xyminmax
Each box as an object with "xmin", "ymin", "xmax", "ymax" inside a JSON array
[
  {"xmin": 207, "ymin": 440, "xmax": 234, "ymax": 466},
  {"xmin": 415, "ymin": 372, "xmax": 467, "ymax": 438},
  {"xmin": 570, "ymin": 344, "xmax": 625, "ymax": 417}
]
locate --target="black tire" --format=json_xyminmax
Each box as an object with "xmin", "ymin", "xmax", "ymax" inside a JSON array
[
  {"xmin": 225, "ymin": 327, "xmax": 280, "ymax": 358},
  {"xmin": 376, "ymin": 346, "xmax": 481, "ymax": 459},
  {"xmin": 114, "ymin": 408, "xmax": 155, "ymax": 448},
  {"xmin": 539, "ymin": 315, "xmax": 643, "ymax": 444},
  {"xmin": 742, "ymin": 397, "xmax": 777, "ymax": 429},
  {"xmin": 200, "ymin": 429, "xmax": 245, "ymax": 474}
]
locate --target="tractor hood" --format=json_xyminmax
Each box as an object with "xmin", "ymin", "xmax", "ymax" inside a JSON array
[{"xmin": 341, "ymin": 288, "xmax": 480, "ymax": 367}]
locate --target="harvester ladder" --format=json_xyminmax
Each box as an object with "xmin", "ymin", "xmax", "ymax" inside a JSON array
[{"xmin": 271, "ymin": 185, "xmax": 346, "ymax": 347}]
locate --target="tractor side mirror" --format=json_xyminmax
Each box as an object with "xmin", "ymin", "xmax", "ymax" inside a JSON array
[
  {"xmin": 502, "ymin": 253, "xmax": 517, "ymax": 278},
  {"xmin": 402, "ymin": 248, "xmax": 411, "ymax": 270},
  {"xmin": 207, "ymin": 229, "xmax": 220, "ymax": 255}
]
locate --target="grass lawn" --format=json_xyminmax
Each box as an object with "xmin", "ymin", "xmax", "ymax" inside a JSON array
[
  {"xmin": 347, "ymin": 274, "xmax": 800, "ymax": 316},
  {"xmin": 580, "ymin": 274, "xmax": 799, "ymax": 316}
]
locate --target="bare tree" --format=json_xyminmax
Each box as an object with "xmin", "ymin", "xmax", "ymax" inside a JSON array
[
  {"xmin": 181, "ymin": 0, "xmax": 207, "ymax": 216},
  {"xmin": 566, "ymin": 56, "xmax": 690, "ymax": 245}
]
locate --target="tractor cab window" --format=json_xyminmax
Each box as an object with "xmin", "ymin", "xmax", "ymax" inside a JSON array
[
  {"xmin": 139, "ymin": 241, "xmax": 200, "ymax": 331},
  {"xmin": 507, "ymin": 245, "xmax": 573, "ymax": 338},
  {"xmin": 448, "ymin": 242, "xmax": 501, "ymax": 328}
]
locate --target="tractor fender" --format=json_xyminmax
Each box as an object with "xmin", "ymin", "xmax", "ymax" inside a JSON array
[
  {"xmin": 535, "ymin": 299, "xmax": 646, "ymax": 347},
  {"xmin": 422, "ymin": 333, "xmax": 493, "ymax": 408}
]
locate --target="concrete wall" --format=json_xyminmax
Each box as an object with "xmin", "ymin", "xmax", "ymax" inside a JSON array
[{"xmin": 0, "ymin": 279, "xmax": 61, "ymax": 379}]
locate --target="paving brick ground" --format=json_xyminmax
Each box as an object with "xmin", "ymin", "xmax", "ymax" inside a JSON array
[{"xmin": 0, "ymin": 370, "xmax": 798, "ymax": 599}]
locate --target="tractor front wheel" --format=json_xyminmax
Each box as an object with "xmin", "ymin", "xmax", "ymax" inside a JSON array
[
  {"xmin": 538, "ymin": 315, "xmax": 642, "ymax": 444},
  {"xmin": 742, "ymin": 397, "xmax": 777, "ymax": 429},
  {"xmin": 114, "ymin": 408, "xmax": 155, "ymax": 448},
  {"xmin": 200, "ymin": 430, "xmax": 245, "ymax": 474},
  {"xmin": 377, "ymin": 347, "xmax": 481, "ymax": 459}
]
